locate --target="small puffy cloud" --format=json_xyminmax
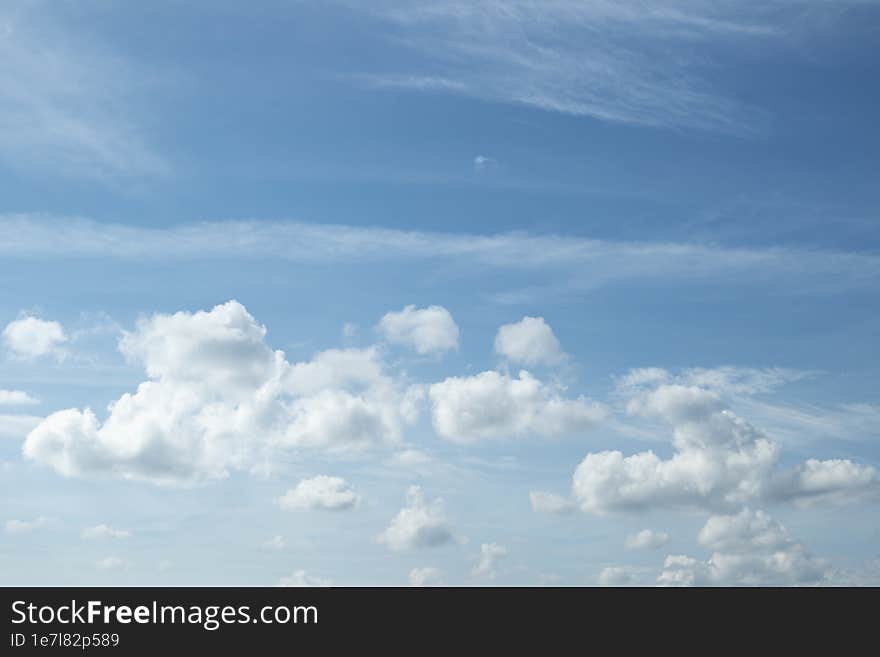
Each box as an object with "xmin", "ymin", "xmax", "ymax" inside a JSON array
[
  {"xmin": 529, "ymin": 491, "xmax": 574, "ymax": 515},
  {"xmin": 263, "ymin": 535, "xmax": 286, "ymax": 550},
  {"xmin": 4, "ymin": 517, "xmax": 48, "ymax": 534},
  {"xmin": 279, "ymin": 476, "xmax": 360, "ymax": 512},
  {"xmin": 571, "ymin": 384, "xmax": 877, "ymax": 514},
  {"xmin": 598, "ymin": 566, "xmax": 633, "ymax": 586},
  {"xmin": 81, "ymin": 524, "xmax": 130, "ymax": 540},
  {"xmin": 0, "ymin": 390, "xmax": 39, "ymax": 406},
  {"xmin": 473, "ymin": 155, "xmax": 497, "ymax": 172},
  {"xmin": 771, "ymin": 459, "xmax": 879, "ymax": 507},
  {"xmin": 23, "ymin": 301, "xmax": 419, "ymax": 486},
  {"xmin": 2, "ymin": 315, "xmax": 67, "ymax": 360},
  {"xmin": 494, "ymin": 316, "xmax": 564, "ymax": 366},
  {"xmin": 377, "ymin": 304, "xmax": 459, "ymax": 355},
  {"xmin": 377, "ymin": 486, "xmax": 454, "ymax": 551},
  {"xmin": 624, "ymin": 529, "xmax": 670, "ymax": 550},
  {"xmin": 429, "ymin": 370, "xmax": 605, "ymax": 443},
  {"xmin": 409, "ymin": 567, "xmax": 443, "ymax": 586},
  {"xmin": 96, "ymin": 556, "xmax": 127, "ymax": 571},
  {"xmin": 472, "ymin": 542, "xmax": 507, "ymax": 579},
  {"xmin": 278, "ymin": 570, "xmax": 332, "ymax": 587},
  {"xmin": 658, "ymin": 508, "xmax": 828, "ymax": 586}
]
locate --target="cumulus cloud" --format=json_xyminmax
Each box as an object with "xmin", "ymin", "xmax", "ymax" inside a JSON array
[
  {"xmin": 597, "ymin": 566, "xmax": 633, "ymax": 586},
  {"xmin": 571, "ymin": 384, "xmax": 877, "ymax": 514},
  {"xmin": 0, "ymin": 390, "xmax": 39, "ymax": 406},
  {"xmin": 377, "ymin": 305, "xmax": 459, "ymax": 355},
  {"xmin": 81, "ymin": 524, "xmax": 130, "ymax": 540},
  {"xmin": 494, "ymin": 316, "xmax": 565, "ymax": 366},
  {"xmin": 2, "ymin": 315, "xmax": 67, "ymax": 360},
  {"xmin": 529, "ymin": 490, "xmax": 574, "ymax": 515},
  {"xmin": 429, "ymin": 370, "xmax": 604, "ymax": 443},
  {"xmin": 625, "ymin": 529, "xmax": 670, "ymax": 550},
  {"xmin": 377, "ymin": 486, "xmax": 454, "ymax": 551},
  {"xmin": 409, "ymin": 567, "xmax": 443, "ymax": 586},
  {"xmin": 23, "ymin": 301, "xmax": 419, "ymax": 485},
  {"xmin": 472, "ymin": 542, "xmax": 507, "ymax": 579},
  {"xmin": 279, "ymin": 476, "xmax": 360, "ymax": 512},
  {"xmin": 658, "ymin": 508, "xmax": 828, "ymax": 586},
  {"xmin": 278, "ymin": 570, "xmax": 332, "ymax": 587},
  {"xmin": 4, "ymin": 517, "xmax": 48, "ymax": 534}
]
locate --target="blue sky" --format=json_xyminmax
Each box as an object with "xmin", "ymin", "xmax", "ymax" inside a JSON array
[{"xmin": 1, "ymin": 1, "xmax": 879, "ymax": 586}]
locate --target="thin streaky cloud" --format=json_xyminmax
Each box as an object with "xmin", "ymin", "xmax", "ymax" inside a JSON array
[
  {"xmin": 345, "ymin": 1, "xmax": 860, "ymax": 132},
  {"xmin": 3, "ymin": 215, "xmax": 879, "ymax": 292},
  {"xmin": 0, "ymin": 4, "xmax": 167, "ymax": 180}
]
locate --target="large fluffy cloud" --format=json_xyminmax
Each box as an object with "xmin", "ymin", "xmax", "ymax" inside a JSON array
[
  {"xmin": 23, "ymin": 301, "xmax": 419, "ymax": 485},
  {"xmin": 658, "ymin": 508, "xmax": 828, "ymax": 586},
  {"xmin": 428, "ymin": 370, "xmax": 604, "ymax": 443},
  {"xmin": 494, "ymin": 316, "xmax": 564, "ymax": 366},
  {"xmin": 377, "ymin": 304, "xmax": 459, "ymax": 355},
  {"xmin": 279, "ymin": 476, "xmax": 360, "ymax": 511},
  {"xmin": 571, "ymin": 384, "xmax": 877, "ymax": 514},
  {"xmin": 2, "ymin": 315, "xmax": 67, "ymax": 360},
  {"xmin": 377, "ymin": 486, "xmax": 454, "ymax": 551}
]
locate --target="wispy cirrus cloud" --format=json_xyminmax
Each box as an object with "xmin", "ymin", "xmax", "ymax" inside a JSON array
[
  {"xmin": 347, "ymin": 1, "xmax": 859, "ymax": 133},
  {"xmin": 0, "ymin": 3, "xmax": 167, "ymax": 180},
  {"xmin": 3, "ymin": 215, "xmax": 879, "ymax": 295}
]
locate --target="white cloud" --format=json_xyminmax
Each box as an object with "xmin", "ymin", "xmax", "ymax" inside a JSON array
[
  {"xmin": 23, "ymin": 301, "xmax": 419, "ymax": 485},
  {"xmin": 409, "ymin": 567, "xmax": 443, "ymax": 586},
  {"xmin": 473, "ymin": 155, "xmax": 497, "ymax": 173},
  {"xmin": 472, "ymin": 542, "xmax": 507, "ymax": 579},
  {"xmin": 6, "ymin": 216, "xmax": 880, "ymax": 296},
  {"xmin": 4, "ymin": 517, "xmax": 48, "ymax": 534},
  {"xmin": 351, "ymin": 0, "xmax": 806, "ymax": 132},
  {"xmin": 95, "ymin": 556, "xmax": 127, "ymax": 571},
  {"xmin": 2, "ymin": 315, "xmax": 67, "ymax": 360},
  {"xmin": 615, "ymin": 366, "xmax": 811, "ymax": 397},
  {"xmin": 377, "ymin": 486, "xmax": 454, "ymax": 551},
  {"xmin": 0, "ymin": 4, "xmax": 166, "ymax": 179},
  {"xmin": 494, "ymin": 316, "xmax": 565, "ymax": 366},
  {"xmin": 658, "ymin": 508, "xmax": 828, "ymax": 586},
  {"xmin": 571, "ymin": 384, "xmax": 877, "ymax": 514},
  {"xmin": 0, "ymin": 390, "xmax": 39, "ymax": 406},
  {"xmin": 429, "ymin": 370, "xmax": 604, "ymax": 443},
  {"xmin": 263, "ymin": 535, "xmax": 286, "ymax": 550},
  {"xmin": 529, "ymin": 490, "xmax": 574, "ymax": 515},
  {"xmin": 279, "ymin": 476, "xmax": 360, "ymax": 512},
  {"xmin": 771, "ymin": 459, "xmax": 879, "ymax": 507},
  {"xmin": 597, "ymin": 566, "xmax": 633, "ymax": 586},
  {"xmin": 625, "ymin": 529, "xmax": 670, "ymax": 550},
  {"xmin": 278, "ymin": 570, "xmax": 332, "ymax": 587},
  {"xmin": 378, "ymin": 304, "xmax": 459, "ymax": 355},
  {"xmin": 81, "ymin": 524, "xmax": 130, "ymax": 540}
]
